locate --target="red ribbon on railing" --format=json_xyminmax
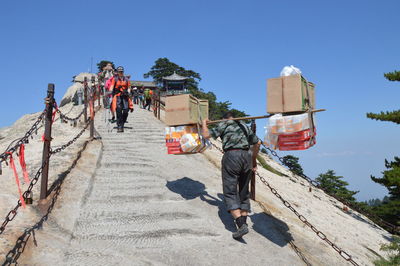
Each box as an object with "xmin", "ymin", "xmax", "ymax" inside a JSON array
[
  {"xmin": 7, "ymin": 152, "xmax": 26, "ymax": 208},
  {"xmin": 18, "ymin": 144, "xmax": 30, "ymax": 184},
  {"xmin": 52, "ymin": 102, "xmax": 58, "ymax": 123}
]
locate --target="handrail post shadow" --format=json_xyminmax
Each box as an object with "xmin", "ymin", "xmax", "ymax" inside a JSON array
[{"xmin": 40, "ymin": 83, "xmax": 55, "ymax": 200}]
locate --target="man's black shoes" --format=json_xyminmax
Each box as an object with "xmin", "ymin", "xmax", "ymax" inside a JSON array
[
  {"xmin": 232, "ymin": 224, "xmax": 249, "ymax": 239},
  {"xmin": 233, "ymin": 216, "xmax": 249, "ymax": 239}
]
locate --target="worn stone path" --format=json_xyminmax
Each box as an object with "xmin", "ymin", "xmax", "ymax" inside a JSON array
[{"xmin": 58, "ymin": 107, "xmax": 302, "ymax": 266}]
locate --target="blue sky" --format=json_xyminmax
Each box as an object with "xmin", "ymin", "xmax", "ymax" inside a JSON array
[{"xmin": 0, "ymin": 0, "xmax": 399, "ymax": 201}]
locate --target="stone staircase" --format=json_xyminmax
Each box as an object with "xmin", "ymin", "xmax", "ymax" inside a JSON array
[{"xmin": 59, "ymin": 107, "xmax": 302, "ymax": 266}]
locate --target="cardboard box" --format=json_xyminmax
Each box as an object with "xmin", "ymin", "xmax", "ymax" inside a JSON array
[
  {"xmin": 267, "ymin": 74, "xmax": 315, "ymax": 113},
  {"xmin": 308, "ymin": 82, "xmax": 315, "ymax": 109},
  {"xmin": 267, "ymin": 78, "xmax": 284, "ymax": 113},
  {"xmin": 165, "ymin": 94, "xmax": 209, "ymax": 126},
  {"xmin": 282, "ymin": 74, "xmax": 312, "ymax": 112}
]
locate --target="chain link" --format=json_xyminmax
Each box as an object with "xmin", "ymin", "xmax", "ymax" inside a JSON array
[
  {"xmin": 0, "ymin": 110, "xmax": 46, "ymax": 163},
  {"xmin": 211, "ymin": 141, "xmax": 359, "ymax": 266},
  {"xmin": 262, "ymin": 144, "xmax": 400, "ymax": 235},
  {"xmin": 0, "ymin": 119, "xmax": 91, "ymax": 236},
  {"xmin": 256, "ymin": 172, "xmax": 359, "ymax": 266},
  {"xmin": 0, "ymin": 159, "xmax": 46, "ymax": 235},
  {"xmin": 56, "ymin": 107, "xmax": 85, "ymax": 122},
  {"xmin": 50, "ymin": 120, "xmax": 91, "ymax": 154}
]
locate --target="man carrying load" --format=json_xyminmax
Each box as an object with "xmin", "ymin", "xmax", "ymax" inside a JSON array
[
  {"xmin": 110, "ymin": 66, "xmax": 133, "ymax": 133},
  {"xmin": 202, "ymin": 112, "xmax": 261, "ymax": 239}
]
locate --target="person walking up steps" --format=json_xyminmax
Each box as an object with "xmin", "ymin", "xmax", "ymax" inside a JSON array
[
  {"xmin": 202, "ymin": 112, "xmax": 261, "ymax": 239},
  {"xmin": 99, "ymin": 63, "xmax": 115, "ymax": 119},
  {"xmin": 110, "ymin": 66, "xmax": 133, "ymax": 133},
  {"xmin": 143, "ymin": 88, "xmax": 153, "ymax": 111},
  {"xmin": 138, "ymin": 86, "xmax": 145, "ymax": 108}
]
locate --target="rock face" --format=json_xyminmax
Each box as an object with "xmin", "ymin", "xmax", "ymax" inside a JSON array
[
  {"xmin": 0, "ymin": 102, "xmax": 92, "ymax": 260},
  {"xmin": 0, "ymin": 102, "xmax": 394, "ymax": 266},
  {"xmin": 60, "ymin": 73, "xmax": 98, "ymax": 107}
]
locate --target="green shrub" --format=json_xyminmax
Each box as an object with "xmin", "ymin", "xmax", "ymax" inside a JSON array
[{"xmin": 374, "ymin": 236, "xmax": 400, "ymax": 266}]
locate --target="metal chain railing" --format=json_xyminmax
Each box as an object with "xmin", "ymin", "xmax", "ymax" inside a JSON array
[
  {"xmin": 263, "ymin": 144, "xmax": 400, "ymax": 235},
  {"xmin": 210, "ymin": 142, "xmax": 359, "ymax": 266},
  {"xmin": 0, "ymin": 110, "xmax": 46, "ymax": 163},
  {"xmin": 0, "ymin": 159, "xmax": 47, "ymax": 235},
  {"xmin": 0, "ymin": 114, "xmax": 92, "ymax": 237},
  {"xmin": 50, "ymin": 120, "xmax": 90, "ymax": 155},
  {"xmin": 256, "ymin": 171, "xmax": 359, "ymax": 266},
  {"xmin": 56, "ymin": 107, "xmax": 85, "ymax": 123},
  {"xmin": 0, "ymin": 81, "xmax": 98, "ymax": 266},
  {"xmin": 2, "ymin": 139, "xmax": 91, "ymax": 266}
]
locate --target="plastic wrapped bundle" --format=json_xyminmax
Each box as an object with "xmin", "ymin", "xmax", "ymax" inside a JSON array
[{"xmin": 268, "ymin": 113, "xmax": 312, "ymax": 134}]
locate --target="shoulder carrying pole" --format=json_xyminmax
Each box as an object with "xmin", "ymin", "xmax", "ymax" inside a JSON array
[
  {"xmin": 40, "ymin": 84, "xmax": 55, "ymax": 200},
  {"xmin": 206, "ymin": 109, "xmax": 326, "ymax": 125}
]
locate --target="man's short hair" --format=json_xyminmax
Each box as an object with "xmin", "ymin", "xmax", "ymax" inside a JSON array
[{"xmin": 223, "ymin": 111, "xmax": 234, "ymax": 119}]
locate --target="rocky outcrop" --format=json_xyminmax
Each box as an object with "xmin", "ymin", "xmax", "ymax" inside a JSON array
[{"xmin": 60, "ymin": 73, "xmax": 98, "ymax": 107}]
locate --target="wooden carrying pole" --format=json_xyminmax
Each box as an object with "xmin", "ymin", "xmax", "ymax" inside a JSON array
[
  {"xmin": 40, "ymin": 84, "xmax": 55, "ymax": 200},
  {"xmin": 206, "ymin": 109, "xmax": 326, "ymax": 125}
]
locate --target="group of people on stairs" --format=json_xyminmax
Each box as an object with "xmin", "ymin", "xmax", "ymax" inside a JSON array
[
  {"xmin": 99, "ymin": 63, "xmax": 261, "ymax": 241},
  {"xmin": 98, "ymin": 63, "xmax": 154, "ymax": 133}
]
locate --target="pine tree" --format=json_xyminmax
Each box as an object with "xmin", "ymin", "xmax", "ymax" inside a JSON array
[
  {"xmin": 366, "ymin": 70, "xmax": 400, "ymax": 124},
  {"xmin": 316, "ymin": 170, "xmax": 359, "ymax": 203},
  {"xmin": 370, "ymin": 157, "xmax": 400, "ymax": 225},
  {"xmin": 96, "ymin": 60, "xmax": 115, "ymax": 73},
  {"xmin": 282, "ymin": 155, "xmax": 304, "ymax": 176}
]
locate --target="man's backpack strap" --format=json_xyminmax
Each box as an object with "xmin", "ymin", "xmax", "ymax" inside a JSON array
[{"xmin": 235, "ymin": 121, "xmax": 250, "ymax": 146}]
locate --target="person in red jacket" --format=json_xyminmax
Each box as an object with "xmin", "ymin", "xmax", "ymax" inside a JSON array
[{"xmin": 109, "ymin": 66, "xmax": 133, "ymax": 132}]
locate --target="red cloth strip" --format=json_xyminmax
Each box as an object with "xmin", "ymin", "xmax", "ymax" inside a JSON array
[
  {"xmin": 19, "ymin": 144, "xmax": 30, "ymax": 184},
  {"xmin": 7, "ymin": 152, "xmax": 26, "ymax": 208},
  {"xmin": 52, "ymin": 102, "xmax": 58, "ymax": 123}
]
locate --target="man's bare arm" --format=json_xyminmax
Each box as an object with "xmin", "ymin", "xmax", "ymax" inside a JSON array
[{"xmin": 251, "ymin": 140, "xmax": 262, "ymax": 172}]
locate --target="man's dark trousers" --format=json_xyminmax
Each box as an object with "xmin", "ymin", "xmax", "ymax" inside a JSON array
[
  {"xmin": 116, "ymin": 96, "xmax": 129, "ymax": 128},
  {"xmin": 144, "ymin": 98, "xmax": 151, "ymax": 110},
  {"xmin": 221, "ymin": 149, "xmax": 252, "ymax": 212}
]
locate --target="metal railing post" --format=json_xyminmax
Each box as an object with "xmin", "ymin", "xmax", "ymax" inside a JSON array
[
  {"xmin": 97, "ymin": 80, "xmax": 101, "ymax": 107},
  {"xmin": 250, "ymin": 119, "xmax": 256, "ymax": 200},
  {"xmin": 157, "ymin": 90, "xmax": 161, "ymax": 120},
  {"xmin": 90, "ymin": 76, "xmax": 95, "ymax": 139},
  {"xmin": 83, "ymin": 77, "xmax": 88, "ymax": 123},
  {"xmin": 40, "ymin": 84, "xmax": 55, "ymax": 200}
]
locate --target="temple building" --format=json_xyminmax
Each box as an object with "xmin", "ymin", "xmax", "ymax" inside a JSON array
[{"xmin": 162, "ymin": 72, "xmax": 188, "ymax": 95}]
